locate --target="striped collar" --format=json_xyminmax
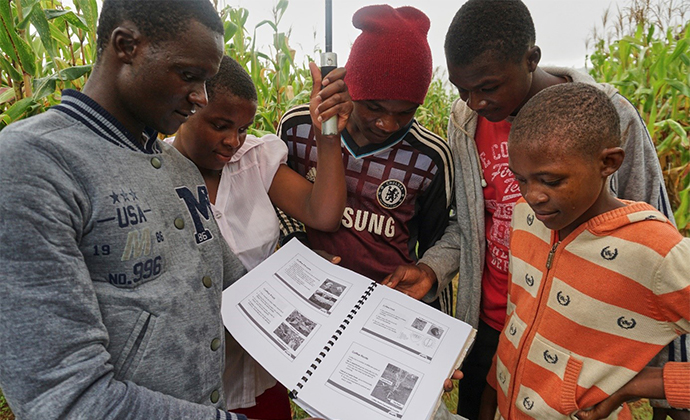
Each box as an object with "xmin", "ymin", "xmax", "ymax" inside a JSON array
[
  {"xmin": 52, "ymin": 89, "xmax": 160, "ymax": 154},
  {"xmin": 341, "ymin": 119, "xmax": 413, "ymax": 159}
]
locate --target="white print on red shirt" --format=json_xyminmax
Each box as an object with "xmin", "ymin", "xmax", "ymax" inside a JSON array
[{"xmin": 480, "ymin": 139, "xmax": 520, "ymax": 275}]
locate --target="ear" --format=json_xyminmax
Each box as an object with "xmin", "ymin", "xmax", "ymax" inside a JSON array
[
  {"xmin": 525, "ymin": 46, "xmax": 541, "ymax": 72},
  {"xmin": 600, "ymin": 147, "xmax": 625, "ymax": 177},
  {"xmin": 110, "ymin": 26, "xmax": 140, "ymax": 65}
]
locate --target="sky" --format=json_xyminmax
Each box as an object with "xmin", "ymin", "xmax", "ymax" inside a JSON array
[{"xmin": 219, "ymin": 0, "xmax": 626, "ymax": 76}]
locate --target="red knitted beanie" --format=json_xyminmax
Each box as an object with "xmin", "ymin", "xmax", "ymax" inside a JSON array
[{"xmin": 345, "ymin": 5, "xmax": 432, "ymax": 105}]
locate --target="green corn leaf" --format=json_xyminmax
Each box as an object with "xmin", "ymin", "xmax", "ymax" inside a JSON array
[
  {"xmin": 665, "ymin": 119, "xmax": 689, "ymax": 147},
  {"xmin": 13, "ymin": 34, "xmax": 37, "ymax": 76},
  {"xmin": 275, "ymin": 0, "xmax": 288, "ymax": 23},
  {"xmin": 0, "ymin": 86, "xmax": 15, "ymax": 104},
  {"xmin": 0, "ymin": 0, "xmax": 19, "ymax": 63},
  {"xmin": 16, "ymin": 0, "xmax": 40, "ymax": 30},
  {"xmin": 44, "ymin": 9, "xmax": 89, "ymax": 31},
  {"xmin": 31, "ymin": 7, "xmax": 58, "ymax": 60},
  {"xmin": 0, "ymin": 97, "xmax": 37, "ymax": 127},
  {"xmin": 255, "ymin": 19, "xmax": 278, "ymax": 33},
  {"xmin": 668, "ymin": 39, "xmax": 688, "ymax": 63},
  {"xmin": 666, "ymin": 79, "xmax": 690, "ymax": 97},
  {"xmin": 680, "ymin": 54, "xmax": 690, "ymax": 66},
  {"xmin": 0, "ymin": 53, "xmax": 22, "ymax": 81},
  {"xmin": 48, "ymin": 21, "xmax": 71, "ymax": 46},
  {"xmin": 32, "ymin": 64, "xmax": 92, "ymax": 99},
  {"xmin": 656, "ymin": 131, "xmax": 677, "ymax": 154},
  {"xmin": 73, "ymin": 0, "xmax": 98, "ymax": 33},
  {"xmin": 58, "ymin": 64, "xmax": 92, "ymax": 80},
  {"xmin": 674, "ymin": 189, "xmax": 689, "ymax": 231},
  {"xmin": 0, "ymin": 0, "xmax": 38, "ymax": 76},
  {"xmin": 32, "ymin": 75, "xmax": 56, "ymax": 100},
  {"xmin": 224, "ymin": 21, "xmax": 238, "ymax": 44}
]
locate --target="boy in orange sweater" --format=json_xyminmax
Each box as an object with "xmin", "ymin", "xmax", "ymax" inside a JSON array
[{"xmin": 478, "ymin": 82, "xmax": 690, "ymax": 420}]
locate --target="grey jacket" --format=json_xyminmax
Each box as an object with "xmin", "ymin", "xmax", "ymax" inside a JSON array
[
  {"xmin": 0, "ymin": 91, "xmax": 247, "ymax": 419},
  {"xmin": 419, "ymin": 67, "xmax": 675, "ymax": 329}
]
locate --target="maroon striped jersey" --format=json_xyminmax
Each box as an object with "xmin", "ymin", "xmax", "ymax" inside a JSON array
[{"xmin": 277, "ymin": 105, "xmax": 454, "ymax": 312}]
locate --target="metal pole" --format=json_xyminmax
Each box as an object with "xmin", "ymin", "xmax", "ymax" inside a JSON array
[{"xmin": 320, "ymin": 0, "xmax": 338, "ymax": 135}]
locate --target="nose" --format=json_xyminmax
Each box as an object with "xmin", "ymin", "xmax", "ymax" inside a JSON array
[
  {"xmin": 523, "ymin": 184, "xmax": 548, "ymax": 206},
  {"xmin": 222, "ymin": 131, "xmax": 242, "ymax": 149},
  {"xmin": 188, "ymin": 82, "xmax": 209, "ymax": 109},
  {"xmin": 376, "ymin": 115, "xmax": 399, "ymax": 133},
  {"xmin": 465, "ymin": 92, "xmax": 487, "ymax": 112}
]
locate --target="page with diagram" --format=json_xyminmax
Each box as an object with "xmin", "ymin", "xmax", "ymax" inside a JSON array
[{"xmin": 221, "ymin": 239, "xmax": 476, "ymax": 420}]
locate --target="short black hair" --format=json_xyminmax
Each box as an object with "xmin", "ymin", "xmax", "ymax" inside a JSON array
[
  {"xmin": 445, "ymin": 0, "xmax": 536, "ymax": 66},
  {"xmin": 96, "ymin": 0, "xmax": 224, "ymax": 59},
  {"xmin": 206, "ymin": 56, "xmax": 257, "ymax": 103},
  {"xmin": 509, "ymin": 82, "xmax": 621, "ymax": 159}
]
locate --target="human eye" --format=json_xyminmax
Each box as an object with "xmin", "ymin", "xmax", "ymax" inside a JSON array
[
  {"xmin": 365, "ymin": 102, "xmax": 382, "ymax": 111},
  {"xmin": 481, "ymin": 86, "xmax": 497, "ymax": 93},
  {"xmin": 180, "ymin": 69, "xmax": 203, "ymax": 82},
  {"xmin": 542, "ymin": 178, "xmax": 563, "ymax": 187}
]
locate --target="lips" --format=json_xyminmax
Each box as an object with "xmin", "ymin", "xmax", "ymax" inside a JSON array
[
  {"xmin": 477, "ymin": 109, "xmax": 503, "ymax": 122},
  {"xmin": 534, "ymin": 210, "xmax": 558, "ymax": 223},
  {"xmin": 214, "ymin": 151, "xmax": 235, "ymax": 163},
  {"xmin": 175, "ymin": 109, "xmax": 195, "ymax": 120}
]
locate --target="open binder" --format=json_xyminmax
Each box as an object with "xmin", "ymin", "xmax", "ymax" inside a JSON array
[{"xmin": 222, "ymin": 239, "xmax": 476, "ymax": 420}]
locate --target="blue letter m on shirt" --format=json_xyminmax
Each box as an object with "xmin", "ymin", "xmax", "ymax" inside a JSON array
[{"xmin": 176, "ymin": 186, "xmax": 214, "ymax": 244}]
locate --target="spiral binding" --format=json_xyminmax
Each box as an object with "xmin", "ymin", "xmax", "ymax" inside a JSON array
[{"xmin": 290, "ymin": 281, "xmax": 378, "ymax": 398}]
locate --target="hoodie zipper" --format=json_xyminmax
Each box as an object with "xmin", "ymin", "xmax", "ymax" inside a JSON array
[
  {"xmin": 546, "ymin": 240, "xmax": 561, "ymax": 270},
  {"xmin": 507, "ymin": 238, "xmax": 561, "ymax": 419}
]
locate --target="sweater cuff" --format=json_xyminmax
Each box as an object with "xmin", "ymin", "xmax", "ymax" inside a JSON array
[
  {"xmin": 663, "ymin": 362, "xmax": 690, "ymax": 409},
  {"xmin": 224, "ymin": 411, "xmax": 248, "ymax": 420},
  {"xmin": 279, "ymin": 231, "xmax": 310, "ymax": 248}
]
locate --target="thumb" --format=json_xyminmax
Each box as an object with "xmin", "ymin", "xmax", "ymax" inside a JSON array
[{"xmin": 308, "ymin": 61, "xmax": 323, "ymax": 99}]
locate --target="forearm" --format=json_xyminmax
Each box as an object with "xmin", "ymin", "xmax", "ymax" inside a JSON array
[
  {"xmin": 418, "ymin": 216, "xmax": 462, "ymax": 295},
  {"xmin": 479, "ymin": 385, "xmax": 498, "ymax": 420},
  {"xmin": 303, "ymin": 132, "xmax": 346, "ymax": 231},
  {"xmin": 617, "ymin": 367, "xmax": 665, "ymax": 402}
]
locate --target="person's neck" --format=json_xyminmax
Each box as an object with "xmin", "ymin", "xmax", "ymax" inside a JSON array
[
  {"xmin": 527, "ymin": 67, "xmax": 569, "ymax": 103},
  {"xmin": 82, "ymin": 67, "xmax": 146, "ymax": 142},
  {"xmin": 510, "ymin": 67, "xmax": 569, "ymax": 120},
  {"xmin": 558, "ymin": 193, "xmax": 626, "ymax": 240},
  {"xmin": 200, "ymin": 168, "xmax": 221, "ymax": 205}
]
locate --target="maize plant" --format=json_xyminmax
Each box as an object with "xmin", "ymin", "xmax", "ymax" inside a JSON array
[
  {"xmin": 0, "ymin": 0, "xmax": 97, "ymax": 129},
  {"xmin": 221, "ymin": 0, "xmax": 312, "ymax": 136},
  {"xmin": 588, "ymin": 0, "xmax": 690, "ymax": 234}
]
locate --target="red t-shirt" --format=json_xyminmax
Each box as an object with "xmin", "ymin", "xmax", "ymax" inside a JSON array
[{"xmin": 475, "ymin": 116, "xmax": 520, "ymax": 331}]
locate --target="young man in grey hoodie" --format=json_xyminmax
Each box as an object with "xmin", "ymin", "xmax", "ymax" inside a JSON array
[
  {"xmin": 384, "ymin": 1, "xmax": 682, "ymax": 420},
  {"xmin": 0, "ymin": 1, "xmax": 270, "ymax": 419}
]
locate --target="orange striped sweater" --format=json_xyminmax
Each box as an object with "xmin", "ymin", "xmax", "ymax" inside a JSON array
[{"xmin": 488, "ymin": 199, "xmax": 690, "ymax": 420}]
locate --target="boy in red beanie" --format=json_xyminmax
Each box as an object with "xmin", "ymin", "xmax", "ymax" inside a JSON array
[{"xmin": 277, "ymin": 4, "xmax": 454, "ymax": 313}]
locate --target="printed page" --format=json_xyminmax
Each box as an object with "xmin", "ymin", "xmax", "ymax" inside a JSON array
[
  {"xmin": 221, "ymin": 239, "xmax": 373, "ymax": 389},
  {"xmin": 295, "ymin": 285, "xmax": 475, "ymax": 420}
]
